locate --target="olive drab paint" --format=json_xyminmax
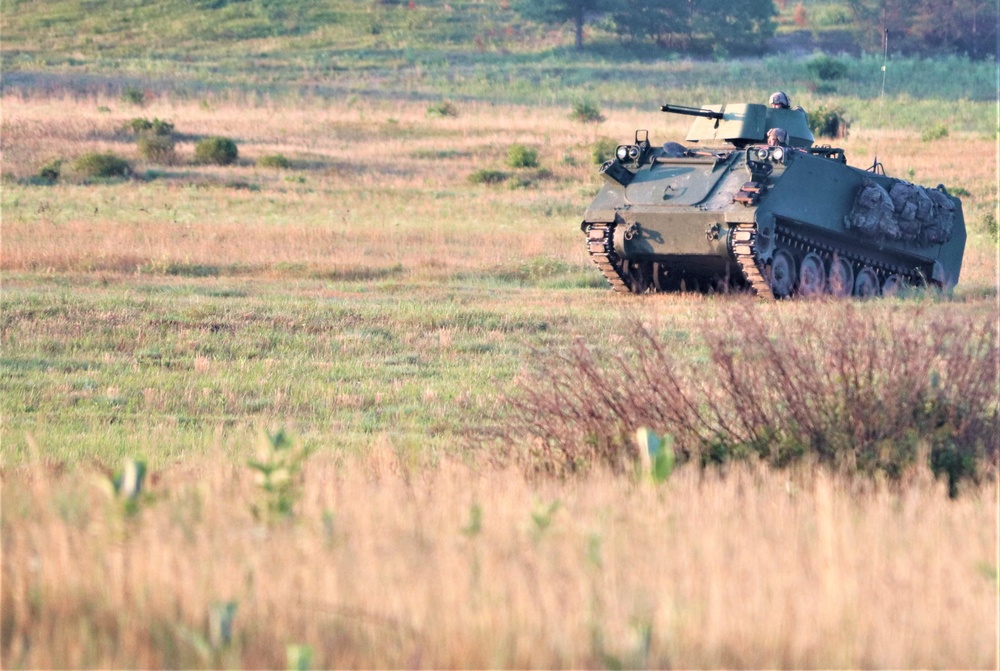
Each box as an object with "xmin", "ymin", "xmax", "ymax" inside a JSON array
[{"xmin": 581, "ymin": 102, "xmax": 966, "ymax": 298}]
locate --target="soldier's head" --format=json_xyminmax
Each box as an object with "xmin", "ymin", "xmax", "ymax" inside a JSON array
[
  {"xmin": 767, "ymin": 127, "xmax": 788, "ymax": 146},
  {"xmin": 769, "ymin": 91, "xmax": 790, "ymax": 109}
]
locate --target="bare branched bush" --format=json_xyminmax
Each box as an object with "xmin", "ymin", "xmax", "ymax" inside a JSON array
[{"xmin": 505, "ymin": 302, "xmax": 998, "ymax": 492}]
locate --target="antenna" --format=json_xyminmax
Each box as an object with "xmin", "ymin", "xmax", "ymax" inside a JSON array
[{"xmin": 869, "ymin": 28, "xmax": 889, "ymax": 173}]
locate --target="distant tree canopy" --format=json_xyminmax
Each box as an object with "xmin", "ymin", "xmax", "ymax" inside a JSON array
[
  {"xmin": 612, "ymin": 0, "xmax": 692, "ymax": 50},
  {"xmin": 512, "ymin": 0, "xmax": 611, "ymax": 50},
  {"xmin": 686, "ymin": 0, "xmax": 778, "ymax": 55},
  {"xmin": 847, "ymin": 0, "xmax": 998, "ymax": 59},
  {"xmin": 513, "ymin": 0, "xmax": 996, "ymax": 59},
  {"xmin": 516, "ymin": 0, "xmax": 777, "ymax": 54}
]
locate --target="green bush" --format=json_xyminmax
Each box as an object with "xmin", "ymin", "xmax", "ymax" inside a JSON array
[
  {"xmin": 508, "ymin": 175, "xmax": 534, "ymax": 189},
  {"xmin": 225, "ymin": 180, "xmax": 259, "ymax": 191},
  {"xmin": 73, "ymin": 152, "xmax": 131, "ymax": 179},
  {"xmin": 37, "ymin": 159, "xmax": 62, "ymax": 183},
  {"xmin": 128, "ymin": 117, "xmax": 177, "ymax": 163},
  {"xmin": 507, "ymin": 144, "xmax": 539, "ymax": 169},
  {"xmin": 806, "ymin": 55, "xmax": 848, "ymax": 81},
  {"xmin": 121, "ymin": 86, "xmax": 146, "ymax": 106},
  {"xmin": 257, "ymin": 154, "xmax": 292, "ymax": 169},
  {"xmin": 921, "ymin": 124, "xmax": 949, "ymax": 142},
  {"xmin": 194, "ymin": 136, "xmax": 239, "ymax": 165},
  {"xmin": 570, "ymin": 101, "xmax": 605, "ymax": 123},
  {"xmin": 592, "ymin": 137, "xmax": 619, "ymax": 165},
  {"xmin": 982, "ymin": 212, "xmax": 998, "ymax": 242},
  {"xmin": 469, "ymin": 169, "xmax": 508, "ymax": 185},
  {"xmin": 807, "ymin": 105, "xmax": 850, "ymax": 138},
  {"xmin": 127, "ymin": 117, "xmax": 174, "ymax": 136},
  {"xmin": 137, "ymin": 134, "xmax": 177, "ymax": 163},
  {"xmin": 426, "ymin": 101, "xmax": 459, "ymax": 117}
]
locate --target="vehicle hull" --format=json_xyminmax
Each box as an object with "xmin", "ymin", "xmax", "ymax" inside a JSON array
[{"xmin": 582, "ymin": 136, "xmax": 965, "ymax": 298}]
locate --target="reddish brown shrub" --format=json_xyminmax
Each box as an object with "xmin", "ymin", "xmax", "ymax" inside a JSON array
[{"xmin": 505, "ymin": 302, "xmax": 997, "ymax": 494}]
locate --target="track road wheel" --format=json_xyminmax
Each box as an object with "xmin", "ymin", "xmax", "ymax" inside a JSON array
[
  {"xmin": 882, "ymin": 274, "xmax": 905, "ymax": 296},
  {"xmin": 827, "ymin": 256, "xmax": 854, "ymax": 298},
  {"xmin": 769, "ymin": 249, "xmax": 797, "ymax": 298},
  {"xmin": 622, "ymin": 260, "xmax": 649, "ymax": 294},
  {"xmin": 798, "ymin": 252, "xmax": 826, "ymax": 297},
  {"xmin": 854, "ymin": 267, "xmax": 880, "ymax": 297}
]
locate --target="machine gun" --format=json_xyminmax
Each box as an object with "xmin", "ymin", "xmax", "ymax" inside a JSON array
[{"xmin": 659, "ymin": 104, "xmax": 724, "ymax": 120}]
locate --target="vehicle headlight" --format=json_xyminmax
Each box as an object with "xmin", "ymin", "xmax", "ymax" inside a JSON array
[
  {"xmin": 616, "ymin": 146, "xmax": 630, "ymax": 161},
  {"xmin": 772, "ymin": 147, "xmax": 785, "ymax": 162},
  {"xmin": 757, "ymin": 148, "xmax": 770, "ymax": 160},
  {"xmin": 627, "ymin": 146, "xmax": 640, "ymax": 160}
]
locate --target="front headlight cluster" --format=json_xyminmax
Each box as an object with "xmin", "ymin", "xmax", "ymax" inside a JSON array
[
  {"xmin": 754, "ymin": 146, "xmax": 787, "ymax": 163},
  {"xmin": 616, "ymin": 145, "xmax": 642, "ymax": 162}
]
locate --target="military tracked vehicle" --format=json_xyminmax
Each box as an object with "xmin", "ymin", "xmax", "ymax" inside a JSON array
[{"xmin": 581, "ymin": 102, "xmax": 966, "ymax": 297}]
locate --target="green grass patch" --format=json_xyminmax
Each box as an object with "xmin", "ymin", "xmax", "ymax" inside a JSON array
[
  {"xmin": 257, "ymin": 154, "xmax": 292, "ymax": 169},
  {"xmin": 469, "ymin": 168, "xmax": 508, "ymax": 185},
  {"xmin": 921, "ymin": 123, "xmax": 949, "ymax": 142},
  {"xmin": 426, "ymin": 100, "xmax": 459, "ymax": 117},
  {"xmin": 1, "ymin": 275, "xmax": 619, "ymax": 465}
]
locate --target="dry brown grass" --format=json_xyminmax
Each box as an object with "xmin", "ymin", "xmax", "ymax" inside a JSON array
[{"xmin": 2, "ymin": 452, "xmax": 996, "ymax": 669}]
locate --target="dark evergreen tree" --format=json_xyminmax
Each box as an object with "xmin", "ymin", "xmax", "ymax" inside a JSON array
[
  {"xmin": 513, "ymin": 0, "xmax": 609, "ymax": 49},
  {"xmin": 689, "ymin": 0, "xmax": 778, "ymax": 55},
  {"xmin": 613, "ymin": 0, "xmax": 692, "ymax": 49}
]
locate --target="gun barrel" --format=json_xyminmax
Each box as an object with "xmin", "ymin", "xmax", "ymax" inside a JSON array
[{"xmin": 660, "ymin": 104, "xmax": 724, "ymax": 120}]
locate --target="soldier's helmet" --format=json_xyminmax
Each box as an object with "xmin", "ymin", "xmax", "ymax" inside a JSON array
[
  {"xmin": 769, "ymin": 91, "xmax": 790, "ymax": 109},
  {"xmin": 767, "ymin": 127, "xmax": 788, "ymax": 146}
]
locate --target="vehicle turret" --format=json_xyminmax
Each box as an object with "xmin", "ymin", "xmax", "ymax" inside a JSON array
[{"xmin": 661, "ymin": 102, "xmax": 815, "ymax": 148}]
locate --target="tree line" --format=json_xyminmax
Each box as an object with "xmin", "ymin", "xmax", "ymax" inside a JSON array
[
  {"xmin": 846, "ymin": 0, "xmax": 998, "ymax": 60},
  {"xmin": 514, "ymin": 0, "xmax": 998, "ymax": 60},
  {"xmin": 514, "ymin": 0, "xmax": 778, "ymax": 55}
]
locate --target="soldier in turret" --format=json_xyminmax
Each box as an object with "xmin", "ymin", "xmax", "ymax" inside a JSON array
[
  {"xmin": 769, "ymin": 91, "xmax": 790, "ymax": 109},
  {"xmin": 767, "ymin": 127, "xmax": 788, "ymax": 146},
  {"xmin": 770, "ymin": 90, "xmax": 806, "ymax": 113}
]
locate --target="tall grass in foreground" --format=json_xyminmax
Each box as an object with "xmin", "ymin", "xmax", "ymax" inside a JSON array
[
  {"xmin": 2, "ymin": 452, "xmax": 996, "ymax": 669},
  {"xmin": 506, "ymin": 302, "xmax": 998, "ymax": 492}
]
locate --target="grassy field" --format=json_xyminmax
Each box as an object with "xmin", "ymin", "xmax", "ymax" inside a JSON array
[
  {"xmin": 2, "ymin": 87, "xmax": 997, "ymax": 668},
  {"xmin": 2, "ymin": 92, "xmax": 997, "ymax": 461},
  {"xmin": 2, "ymin": 3, "xmax": 999, "ymax": 662}
]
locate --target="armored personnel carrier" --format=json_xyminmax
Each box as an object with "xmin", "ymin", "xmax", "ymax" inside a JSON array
[{"xmin": 582, "ymin": 102, "xmax": 966, "ymax": 297}]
